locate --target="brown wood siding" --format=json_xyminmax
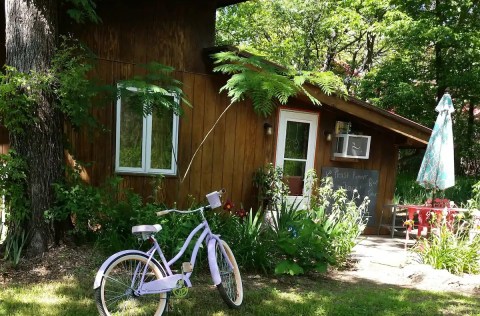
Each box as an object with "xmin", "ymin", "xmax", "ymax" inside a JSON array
[
  {"xmin": 0, "ymin": 127, "xmax": 9, "ymax": 155},
  {"xmin": 70, "ymin": 0, "xmax": 217, "ymax": 74},
  {"xmin": 312, "ymin": 107, "xmax": 400, "ymax": 233}
]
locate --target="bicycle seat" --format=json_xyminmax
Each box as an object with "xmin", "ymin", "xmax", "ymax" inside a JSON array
[{"xmin": 132, "ymin": 224, "xmax": 162, "ymax": 235}]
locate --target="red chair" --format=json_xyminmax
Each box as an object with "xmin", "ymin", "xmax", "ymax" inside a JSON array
[
  {"xmin": 417, "ymin": 198, "xmax": 452, "ymax": 237},
  {"xmin": 416, "ymin": 199, "xmax": 433, "ymax": 237}
]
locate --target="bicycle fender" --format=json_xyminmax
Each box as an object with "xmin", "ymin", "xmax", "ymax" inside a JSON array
[
  {"xmin": 207, "ymin": 238, "xmax": 221, "ymax": 286},
  {"xmin": 93, "ymin": 250, "xmax": 151, "ymax": 289}
]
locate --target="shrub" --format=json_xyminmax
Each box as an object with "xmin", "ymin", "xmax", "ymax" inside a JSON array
[
  {"xmin": 270, "ymin": 171, "xmax": 369, "ymax": 275},
  {"xmin": 0, "ymin": 151, "xmax": 30, "ymax": 265},
  {"xmin": 307, "ymin": 174, "xmax": 369, "ymax": 267},
  {"xmin": 253, "ymin": 163, "xmax": 289, "ymax": 210},
  {"xmin": 270, "ymin": 200, "xmax": 330, "ymax": 275},
  {"xmin": 221, "ymin": 209, "xmax": 272, "ymax": 273}
]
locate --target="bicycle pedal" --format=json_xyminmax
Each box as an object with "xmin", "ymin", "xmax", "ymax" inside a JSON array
[{"xmin": 182, "ymin": 262, "xmax": 193, "ymax": 273}]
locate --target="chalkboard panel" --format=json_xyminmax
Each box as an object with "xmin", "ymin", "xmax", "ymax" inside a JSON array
[{"xmin": 321, "ymin": 167, "xmax": 379, "ymax": 225}]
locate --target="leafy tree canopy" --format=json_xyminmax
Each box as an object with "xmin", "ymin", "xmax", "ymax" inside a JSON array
[{"xmin": 217, "ymin": 0, "xmax": 480, "ymax": 174}]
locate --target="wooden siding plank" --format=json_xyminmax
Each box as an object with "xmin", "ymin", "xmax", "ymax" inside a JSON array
[
  {"xmin": 241, "ymin": 104, "xmax": 259, "ymax": 209},
  {"xmin": 0, "ymin": 126, "xmax": 9, "ymax": 155},
  {"xmin": 211, "ymin": 80, "xmax": 228, "ymax": 191},
  {"xmin": 221, "ymin": 98, "xmax": 237, "ymax": 199},
  {"xmin": 200, "ymin": 75, "xmax": 217, "ymax": 196},
  {"xmin": 189, "ymin": 75, "xmax": 207, "ymax": 202},
  {"xmin": 251, "ymin": 108, "xmax": 268, "ymax": 208},
  {"xmin": 231, "ymin": 102, "xmax": 248, "ymax": 204},
  {"xmin": 177, "ymin": 72, "xmax": 195, "ymax": 207}
]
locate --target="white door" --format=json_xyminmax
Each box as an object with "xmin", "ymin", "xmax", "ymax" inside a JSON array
[{"xmin": 275, "ymin": 109, "xmax": 318, "ymax": 206}]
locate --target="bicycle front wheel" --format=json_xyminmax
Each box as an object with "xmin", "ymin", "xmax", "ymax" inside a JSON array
[
  {"xmin": 95, "ymin": 253, "xmax": 167, "ymax": 316},
  {"xmin": 214, "ymin": 240, "xmax": 243, "ymax": 308}
]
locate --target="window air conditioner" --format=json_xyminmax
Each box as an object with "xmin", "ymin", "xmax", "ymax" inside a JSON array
[{"xmin": 333, "ymin": 134, "xmax": 371, "ymax": 159}]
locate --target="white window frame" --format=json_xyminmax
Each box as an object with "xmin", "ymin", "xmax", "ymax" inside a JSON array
[
  {"xmin": 115, "ymin": 86, "xmax": 179, "ymax": 176},
  {"xmin": 275, "ymin": 109, "xmax": 318, "ymax": 206}
]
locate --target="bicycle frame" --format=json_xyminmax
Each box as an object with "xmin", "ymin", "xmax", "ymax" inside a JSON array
[{"xmin": 93, "ymin": 207, "xmax": 234, "ymax": 296}]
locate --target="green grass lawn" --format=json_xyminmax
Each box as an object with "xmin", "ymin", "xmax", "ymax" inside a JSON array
[{"xmin": 1, "ymin": 268, "xmax": 479, "ymax": 316}]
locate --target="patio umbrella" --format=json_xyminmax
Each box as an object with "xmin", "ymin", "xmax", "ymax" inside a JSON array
[{"xmin": 416, "ymin": 93, "xmax": 455, "ymax": 191}]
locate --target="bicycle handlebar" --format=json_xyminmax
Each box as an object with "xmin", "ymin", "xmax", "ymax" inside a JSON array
[
  {"xmin": 156, "ymin": 209, "xmax": 173, "ymax": 216},
  {"xmin": 156, "ymin": 189, "xmax": 224, "ymax": 217}
]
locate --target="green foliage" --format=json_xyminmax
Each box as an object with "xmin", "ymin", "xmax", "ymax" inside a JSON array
[
  {"xmin": 216, "ymin": 0, "xmax": 397, "ymax": 93},
  {"xmin": 217, "ymin": 0, "xmax": 480, "ymax": 175},
  {"xmin": 261, "ymin": 170, "xmax": 368, "ymax": 276},
  {"xmin": 211, "ymin": 209, "xmax": 272, "ymax": 273},
  {"xmin": 3, "ymin": 229, "xmax": 28, "ymax": 267},
  {"xmin": 212, "ymin": 51, "xmax": 346, "ymax": 116},
  {"xmin": 253, "ymin": 163, "xmax": 289, "ymax": 209},
  {"xmin": 51, "ymin": 38, "xmax": 106, "ymax": 128},
  {"xmin": 413, "ymin": 180, "xmax": 480, "ymax": 275},
  {"xmin": 467, "ymin": 180, "xmax": 480, "ymax": 210},
  {"xmin": 274, "ymin": 260, "xmax": 304, "ymax": 276},
  {"xmin": 118, "ymin": 62, "xmax": 190, "ymax": 117},
  {"xmin": 0, "ymin": 151, "xmax": 30, "ymax": 226},
  {"xmin": 395, "ymin": 171, "xmax": 479, "ymax": 206},
  {"xmin": 63, "ymin": 0, "xmax": 101, "ymax": 24},
  {"xmin": 270, "ymin": 201, "xmax": 329, "ymax": 275},
  {"xmin": 0, "ymin": 38, "xmax": 108, "ymax": 133},
  {"xmin": 307, "ymin": 174, "xmax": 369, "ymax": 267},
  {"xmin": 46, "ymin": 163, "xmax": 102, "ymax": 241},
  {"xmin": 358, "ymin": 56, "xmax": 436, "ymax": 126},
  {"xmin": 0, "ymin": 67, "xmax": 51, "ymax": 133},
  {"xmin": 414, "ymin": 220, "xmax": 480, "ymax": 275},
  {"xmin": 0, "ymin": 151, "xmax": 30, "ymax": 265}
]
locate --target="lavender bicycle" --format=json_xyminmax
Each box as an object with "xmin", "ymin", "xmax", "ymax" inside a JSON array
[{"xmin": 93, "ymin": 189, "xmax": 243, "ymax": 315}]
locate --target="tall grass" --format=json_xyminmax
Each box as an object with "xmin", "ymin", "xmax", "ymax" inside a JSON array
[{"xmin": 414, "ymin": 220, "xmax": 480, "ymax": 275}]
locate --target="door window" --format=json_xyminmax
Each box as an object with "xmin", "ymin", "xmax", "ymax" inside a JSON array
[{"xmin": 275, "ymin": 110, "xmax": 318, "ymax": 199}]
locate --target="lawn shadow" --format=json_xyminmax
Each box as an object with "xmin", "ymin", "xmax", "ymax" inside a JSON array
[
  {"xmin": 166, "ymin": 273, "xmax": 480, "ymax": 316},
  {"xmin": 1, "ymin": 269, "xmax": 479, "ymax": 316}
]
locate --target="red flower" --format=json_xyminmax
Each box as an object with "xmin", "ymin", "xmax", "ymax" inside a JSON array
[
  {"xmin": 223, "ymin": 200, "xmax": 234, "ymax": 212},
  {"xmin": 236, "ymin": 208, "xmax": 248, "ymax": 218}
]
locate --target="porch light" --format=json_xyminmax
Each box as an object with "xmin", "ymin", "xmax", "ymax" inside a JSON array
[
  {"xmin": 324, "ymin": 130, "xmax": 332, "ymax": 142},
  {"xmin": 264, "ymin": 122, "xmax": 273, "ymax": 136}
]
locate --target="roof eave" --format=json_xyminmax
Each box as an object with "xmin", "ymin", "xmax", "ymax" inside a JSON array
[
  {"xmin": 216, "ymin": 0, "xmax": 248, "ymax": 8},
  {"xmin": 205, "ymin": 46, "xmax": 431, "ymax": 146}
]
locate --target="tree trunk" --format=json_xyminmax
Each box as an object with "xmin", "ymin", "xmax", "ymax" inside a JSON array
[
  {"xmin": 5, "ymin": 0, "xmax": 62, "ymax": 256},
  {"xmin": 434, "ymin": 0, "xmax": 446, "ymax": 102},
  {"xmin": 362, "ymin": 32, "xmax": 375, "ymax": 73}
]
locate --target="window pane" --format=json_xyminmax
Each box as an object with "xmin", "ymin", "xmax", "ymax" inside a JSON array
[
  {"xmin": 119, "ymin": 94, "xmax": 143, "ymax": 168},
  {"xmin": 283, "ymin": 160, "xmax": 306, "ymax": 196},
  {"xmin": 151, "ymin": 107, "xmax": 173, "ymax": 169},
  {"xmin": 284, "ymin": 121, "xmax": 309, "ymax": 159}
]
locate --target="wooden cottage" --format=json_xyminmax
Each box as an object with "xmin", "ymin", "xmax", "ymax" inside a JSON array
[{"xmin": 0, "ymin": 0, "xmax": 430, "ymax": 233}]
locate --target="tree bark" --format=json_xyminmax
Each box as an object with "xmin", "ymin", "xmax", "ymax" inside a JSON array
[
  {"xmin": 5, "ymin": 0, "xmax": 62, "ymax": 256},
  {"xmin": 362, "ymin": 32, "xmax": 375, "ymax": 73}
]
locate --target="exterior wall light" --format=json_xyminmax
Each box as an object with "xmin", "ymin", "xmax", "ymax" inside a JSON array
[
  {"xmin": 264, "ymin": 122, "xmax": 273, "ymax": 136},
  {"xmin": 324, "ymin": 130, "xmax": 332, "ymax": 142}
]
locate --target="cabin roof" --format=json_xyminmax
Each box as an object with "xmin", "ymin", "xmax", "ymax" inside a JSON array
[
  {"xmin": 205, "ymin": 46, "xmax": 431, "ymax": 148},
  {"xmin": 217, "ymin": 0, "xmax": 248, "ymax": 8}
]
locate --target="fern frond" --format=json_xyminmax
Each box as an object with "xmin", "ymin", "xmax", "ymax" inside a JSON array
[
  {"xmin": 118, "ymin": 62, "xmax": 190, "ymax": 116},
  {"xmin": 212, "ymin": 51, "xmax": 347, "ymax": 116}
]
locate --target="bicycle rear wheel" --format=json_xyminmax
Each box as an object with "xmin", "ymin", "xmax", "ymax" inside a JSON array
[
  {"xmin": 95, "ymin": 253, "xmax": 167, "ymax": 316},
  {"xmin": 214, "ymin": 240, "xmax": 243, "ymax": 308}
]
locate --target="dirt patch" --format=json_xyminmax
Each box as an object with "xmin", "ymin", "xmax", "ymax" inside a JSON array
[{"xmin": 0, "ymin": 244, "xmax": 100, "ymax": 285}]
